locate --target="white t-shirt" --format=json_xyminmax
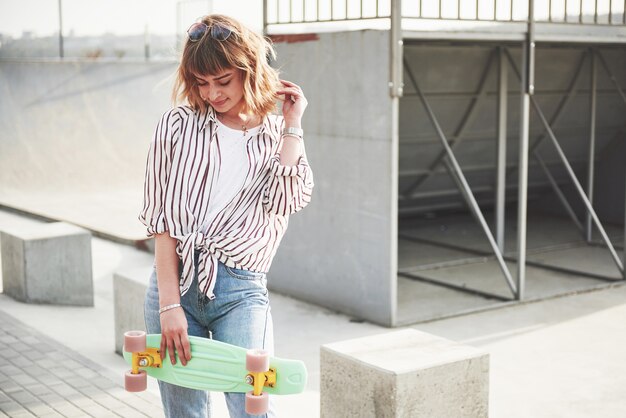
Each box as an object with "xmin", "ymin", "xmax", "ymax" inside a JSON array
[{"xmin": 206, "ymin": 118, "xmax": 262, "ymax": 223}]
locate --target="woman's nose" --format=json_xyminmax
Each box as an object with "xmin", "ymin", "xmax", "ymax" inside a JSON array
[{"xmin": 209, "ymin": 89, "xmax": 222, "ymax": 101}]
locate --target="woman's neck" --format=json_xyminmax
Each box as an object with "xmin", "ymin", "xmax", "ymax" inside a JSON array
[
  {"xmin": 218, "ymin": 100, "xmax": 244, "ymax": 120},
  {"xmin": 217, "ymin": 107, "xmax": 261, "ymax": 130}
]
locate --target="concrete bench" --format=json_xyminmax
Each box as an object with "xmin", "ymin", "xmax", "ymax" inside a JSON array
[
  {"xmin": 113, "ymin": 265, "xmax": 152, "ymax": 354},
  {"xmin": 321, "ymin": 329, "xmax": 489, "ymax": 418},
  {"xmin": 1, "ymin": 221, "xmax": 93, "ymax": 306}
]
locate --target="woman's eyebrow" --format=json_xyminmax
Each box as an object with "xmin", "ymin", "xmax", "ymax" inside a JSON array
[
  {"xmin": 213, "ymin": 73, "xmax": 232, "ymax": 80},
  {"xmin": 195, "ymin": 73, "xmax": 231, "ymax": 82}
]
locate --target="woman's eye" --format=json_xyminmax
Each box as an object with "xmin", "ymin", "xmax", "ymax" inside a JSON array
[{"xmin": 219, "ymin": 81, "xmax": 230, "ymax": 87}]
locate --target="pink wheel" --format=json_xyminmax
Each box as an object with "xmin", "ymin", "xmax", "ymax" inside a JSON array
[
  {"xmin": 245, "ymin": 391, "xmax": 269, "ymax": 415},
  {"xmin": 246, "ymin": 349, "xmax": 270, "ymax": 373},
  {"xmin": 124, "ymin": 330, "xmax": 146, "ymax": 352},
  {"xmin": 124, "ymin": 370, "xmax": 147, "ymax": 392}
]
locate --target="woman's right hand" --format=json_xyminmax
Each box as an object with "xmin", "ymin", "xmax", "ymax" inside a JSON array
[{"xmin": 160, "ymin": 308, "xmax": 192, "ymax": 366}]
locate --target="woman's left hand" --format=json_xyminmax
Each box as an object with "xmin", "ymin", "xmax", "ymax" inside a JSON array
[{"xmin": 277, "ymin": 79, "xmax": 307, "ymax": 124}]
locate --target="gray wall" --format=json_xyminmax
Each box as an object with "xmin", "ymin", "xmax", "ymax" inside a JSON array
[{"xmin": 269, "ymin": 30, "xmax": 397, "ymax": 326}]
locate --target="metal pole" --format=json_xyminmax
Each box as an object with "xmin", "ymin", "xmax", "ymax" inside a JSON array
[
  {"xmin": 531, "ymin": 98, "xmax": 624, "ymax": 273},
  {"xmin": 504, "ymin": 49, "xmax": 587, "ymax": 159},
  {"xmin": 390, "ymin": 0, "xmax": 403, "ymax": 326},
  {"xmin": 505, "ymin": 45, "xmax": 624, "ymax": 275},
  {"xmin": 176, "ymin": 1, "xmax": 181, "ymax": 52},
  {"xmin": 526, "ymin": 2, "xmax": 535, "ymax": 97},
  {"xmin": 389, "ymin": 0, "xmax": 402, "ymax": 326},
  {"xmin": 390, "ymin": 0, "xmax": 404, "ymax": 98},
  {"xmin": 496, "ymin": 46, "xmax": 508, "ymax": 252},
  {"xmin": 586, "ymin": 48, "xmax": 597, "ymax": 243},
  {"xmin": 534, "ymin": 152, "xmax": 584, "ymax": 232},
  {"xmin": 263, "ymin": 0, "xmax": 268, "ymax": 35},
  {"xmin": 597, "ymin": 50, "xmax": 626, "ymax": 106},
  {"xmin": 144, "ymin": 24, "xmax": 150, "ymax": 61},
  {"xmin": 403, "ymin": 51, "xmax": 495, "ymax": 196},
  {"xmin": 516, "ymin": 0, "xmax": 534, "ymax": 301},
  {"xmin": 58, "ymin": 0, "xmax": 64, "ymax": 59},
  {"xmin": 414, "ymin": 79, "xmax": 518, "ymax": 297},
  {"xmin": 517, "ymin": 76, "xmax": 530, "ymax": 301}
]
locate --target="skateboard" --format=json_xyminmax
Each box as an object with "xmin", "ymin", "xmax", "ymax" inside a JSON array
[{"xmin": 122, "ymin": 331, "xmax": 307, "ymax": 415}]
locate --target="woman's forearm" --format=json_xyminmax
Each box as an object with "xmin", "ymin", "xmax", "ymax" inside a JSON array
[
  {"xmin": 280, "ymin": 118, "xmax": 303, "ymax": 166},
  {"xmin": 154, "ymin": 231, "xmax": 181, "ymax": 307}
]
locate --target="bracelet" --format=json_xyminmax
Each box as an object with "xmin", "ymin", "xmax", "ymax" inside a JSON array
[
  {"xmin": 284, "ymin": 126, "xmax": 303, "ymax": 137},
  {"xmin": 282, "ymin": 133, "xmax": 302, "ymax": 141},
  {"xmin": 159, "ymin": 303, "xmax": 181, "ymax": 315}
]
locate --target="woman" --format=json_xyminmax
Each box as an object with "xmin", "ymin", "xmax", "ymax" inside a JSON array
[{"xmin": 138, "ymin": 14, "xmax": 314, "ymax": 418}]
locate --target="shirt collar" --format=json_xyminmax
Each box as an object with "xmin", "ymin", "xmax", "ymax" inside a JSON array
[{"xmin": 197, "ymin": 105, "xmax": 273, "ymax": 139}]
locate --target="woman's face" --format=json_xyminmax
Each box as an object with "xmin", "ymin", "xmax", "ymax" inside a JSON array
[{"xmin": 195, "ymin": 68, "xmax": 245, "ymax": 114}]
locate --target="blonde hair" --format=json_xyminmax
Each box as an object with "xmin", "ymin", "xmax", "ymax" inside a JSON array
[{"xmin": 172, "ymin": 14, "xmax": 280, "ymax": 117}]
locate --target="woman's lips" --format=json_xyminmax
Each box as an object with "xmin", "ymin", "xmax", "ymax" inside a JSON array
[{"xmin": 213, "ymin": 98, "xmax": 228, "ymax": 106}]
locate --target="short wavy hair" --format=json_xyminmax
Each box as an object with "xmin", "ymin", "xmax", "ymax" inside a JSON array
[{"xmin": 172, "ymin": 14, "xmax": 281, "ymax": 117}]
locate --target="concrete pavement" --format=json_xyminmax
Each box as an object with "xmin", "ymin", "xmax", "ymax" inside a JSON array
[{"xmin": 0, "ymin": 309, "xmax": 162, "ymax": 418}]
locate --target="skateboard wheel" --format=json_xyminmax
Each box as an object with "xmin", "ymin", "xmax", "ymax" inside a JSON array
[
  {"xmin": 124, "ymin": 330, "xmax": 146, "ymax": 352},
  {"xmin": 245, "ymin": 391, "xmax": 269, "ymax": 415},
  {"xmin": 246, "ymin": 349, "xmax": 270, "ymax": 372},
  {"xmin": 124, "ymin": 370, "xmax": 147, "ymax": 392}
]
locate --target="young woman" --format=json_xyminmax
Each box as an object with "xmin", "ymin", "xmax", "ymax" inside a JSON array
[{"xmin": 138, "ymin": 14, "xmax": 314, "ymax": 418}]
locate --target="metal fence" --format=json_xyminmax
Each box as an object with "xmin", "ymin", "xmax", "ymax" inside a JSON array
[{"xmin": 264, "ymin": 0, "xmax": 626, "ymax": 26}]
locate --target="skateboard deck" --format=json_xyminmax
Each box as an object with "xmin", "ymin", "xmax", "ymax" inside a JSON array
[{"xmin": 123, "ymin": 333, "xmax": 307, "ymax": 395}]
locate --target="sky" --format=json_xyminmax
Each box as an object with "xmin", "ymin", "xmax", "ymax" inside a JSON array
[
  {"xmin": 0, "ymin": 0, "xmax": 263, "ymax": 38},
  {"xmin": 0, "ymin": 0, "xmax": 621, "ymax": 39}
]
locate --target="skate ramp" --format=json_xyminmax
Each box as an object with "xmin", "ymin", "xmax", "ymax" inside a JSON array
[{"xmin": 0, "ymin": 60, "xmax": 178, "ymax": 242}]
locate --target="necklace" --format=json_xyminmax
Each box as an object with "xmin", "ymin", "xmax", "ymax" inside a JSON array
[{"xmin": 217, "ymin": 112, "xmax": 258, "ymax": 136}]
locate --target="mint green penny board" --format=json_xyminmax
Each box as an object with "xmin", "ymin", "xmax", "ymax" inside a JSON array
[{"xmin": 123, "ymin": 334, "xmax": 307, "ymax": 395}]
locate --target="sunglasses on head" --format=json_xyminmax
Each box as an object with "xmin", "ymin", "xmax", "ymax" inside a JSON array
[{"xmin": 187, "ymin": 21, "xmax": 233, "ymax": 42}]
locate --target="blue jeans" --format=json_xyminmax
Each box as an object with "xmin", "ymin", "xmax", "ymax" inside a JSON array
[{"xmin": 144, "ymin": 250, "xmax": 276, "ymax": 418}]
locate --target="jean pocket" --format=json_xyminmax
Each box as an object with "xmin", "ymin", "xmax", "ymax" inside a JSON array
[{"xmin": 225, "ymin": 265, "xmax": 266, "ymax": 281}]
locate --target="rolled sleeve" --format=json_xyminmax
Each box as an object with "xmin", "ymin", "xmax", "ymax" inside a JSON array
[
  {"xmin": 264, "ymin": 146, "xmax": 314, "ymax": 216},
  {"xmin": 138, "ymin": 109, "xmax": 179, "ymax": 237}
]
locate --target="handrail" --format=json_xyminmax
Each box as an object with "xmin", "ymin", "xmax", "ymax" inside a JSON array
[{"xmin": 265, "ymin": 0, "xmax": 626, "ymax": 27}]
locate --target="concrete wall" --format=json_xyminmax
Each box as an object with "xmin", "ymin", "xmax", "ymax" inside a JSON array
[{"xmin": 270, "ymin": 30, "xmax": 397, "ymax": 326}]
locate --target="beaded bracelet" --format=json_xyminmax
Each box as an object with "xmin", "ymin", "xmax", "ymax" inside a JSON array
[{"xmin": 159, "ymin": 303, "xmax": 181, "ymax": 315}]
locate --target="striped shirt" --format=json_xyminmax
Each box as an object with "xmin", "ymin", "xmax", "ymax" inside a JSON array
[{"xmin": 138, "ymin": 104, "xmax": 314, "ymax": 300}]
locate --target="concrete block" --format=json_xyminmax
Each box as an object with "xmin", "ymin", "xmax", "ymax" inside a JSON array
[
  {"xmin": 0, "ymin": 222, "xmax": 93, "ymax": 306},
  {"xmin": 320, "ymin": 329, "xmax": 489, "ymax": 418},
  {"xmin": 113, "ymin": 266, "xmax": 152, "ymax": 354}
]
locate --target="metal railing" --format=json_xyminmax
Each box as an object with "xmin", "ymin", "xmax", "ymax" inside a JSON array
[
  {"xmin": 264, "ymin": 0, "xmax": 390, "ymax": 25},
  {"xmin": 264, "ymin": 0, "xmax": 626, "ymax": 26}
]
